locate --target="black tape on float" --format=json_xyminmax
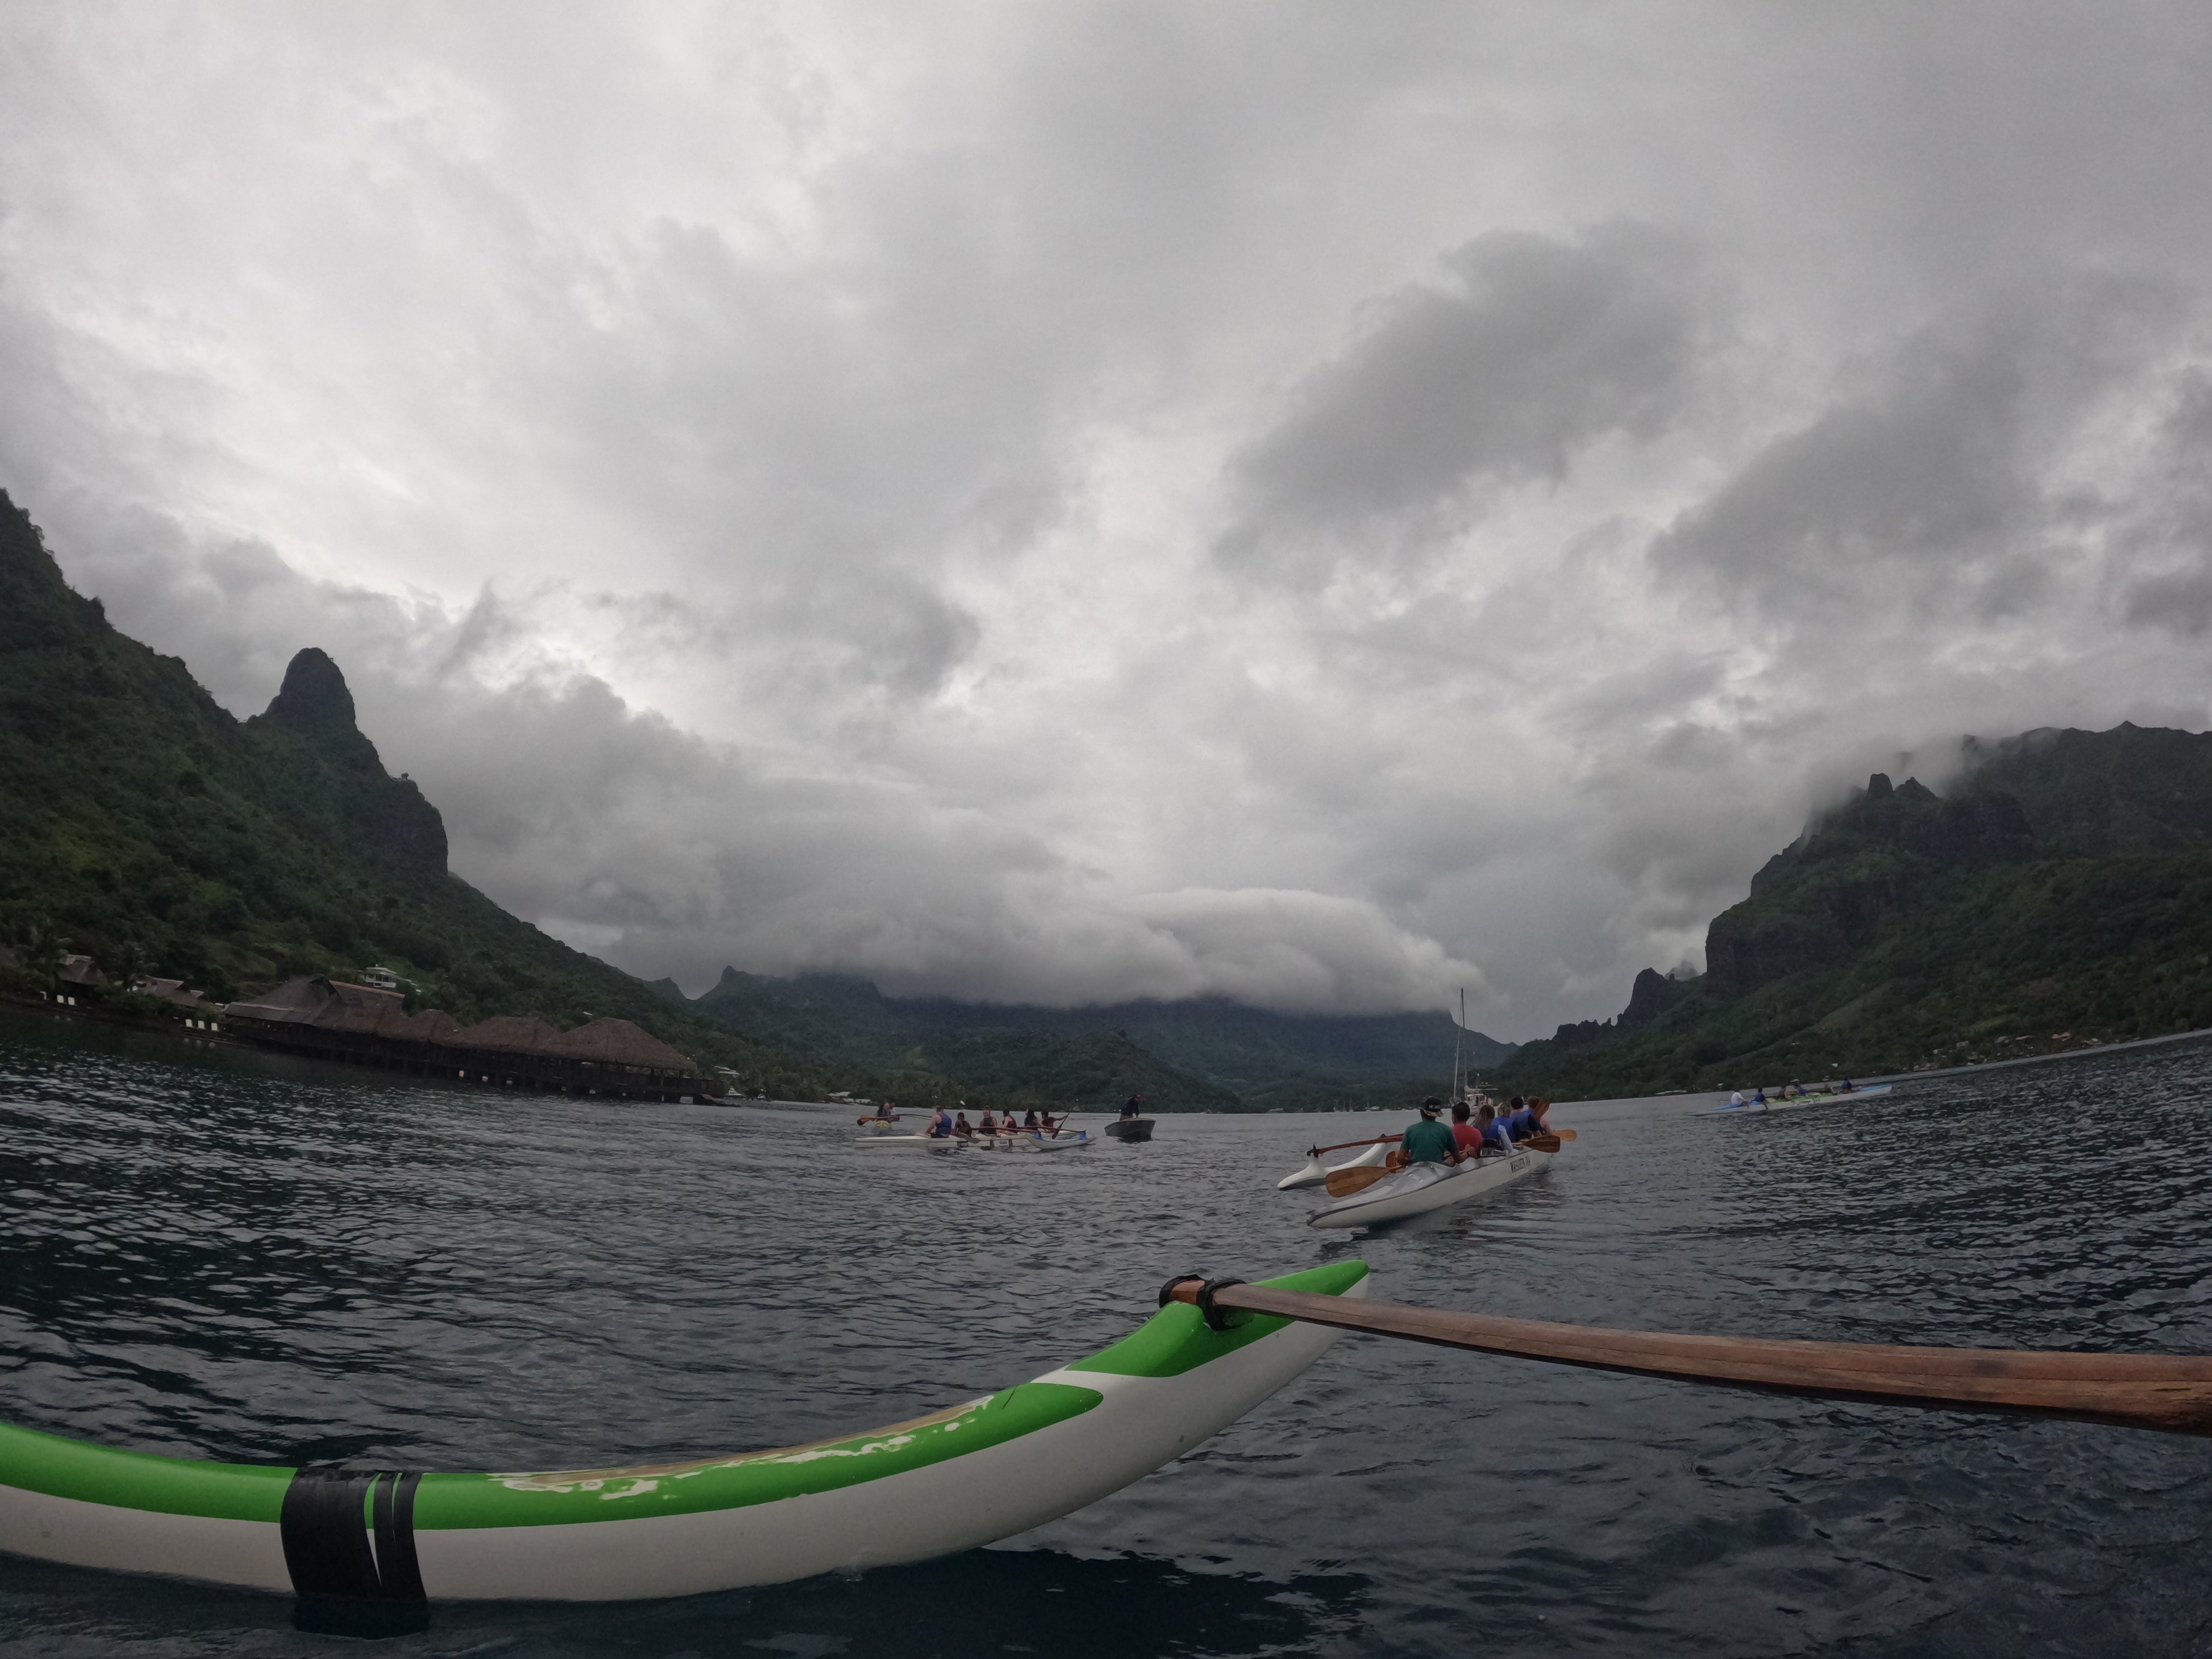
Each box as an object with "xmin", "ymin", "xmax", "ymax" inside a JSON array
[
  {"xmin": 282, "ymin": 1467, "xmax": 427, "ymax": 1632},
  {"xmin": 1156, "ymin": 1273, "xmax": 1252, "ymax": 1331}
]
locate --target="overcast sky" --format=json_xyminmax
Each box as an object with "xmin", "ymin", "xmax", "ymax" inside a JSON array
[{"xmin": 6, "ymin": 4, "xmax": 2212, "ymax": 1037}]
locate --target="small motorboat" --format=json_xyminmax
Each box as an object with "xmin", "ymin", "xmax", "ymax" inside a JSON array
[
  {"xmin": 1105, "ymin": 1117, "xmax": 1154, "ymax": 1143},
  {"xmin": 1307, "ymin": 1145, "xmax": 1554, "ymax": 1230},
  {"xmin": 1700, "ymin": 1083, "xmax": 1894, "ymax": 1116}
]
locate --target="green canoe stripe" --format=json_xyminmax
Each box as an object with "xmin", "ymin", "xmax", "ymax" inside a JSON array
[
  {"xmin": 413, "ymin": 1380, "xmax": 1102, "ymax": 1529},
  {"xmin": 0, "ymin": 1421, "xmax": 291, "ymax": 1522},
  {"xmin": 1067, "ymin": 1259, "xmax": 1371, "ymax": 1379}
]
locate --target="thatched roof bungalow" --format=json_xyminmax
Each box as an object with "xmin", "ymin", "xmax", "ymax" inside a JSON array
[{"xmin": 221, "ymin": 976, "xmax": 710, "ymax": 1098}]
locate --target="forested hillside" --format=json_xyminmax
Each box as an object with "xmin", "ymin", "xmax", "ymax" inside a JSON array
[
  {"xmin": 0, "ymin": 489, "xmax": 830, "ymax": 1095},
  {"xmin": 1499, "ymin": 728, "xmax": 2212, "ymax": 1098}
]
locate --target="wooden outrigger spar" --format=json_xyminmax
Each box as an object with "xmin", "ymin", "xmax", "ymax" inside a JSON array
[{"xmin": 1162, "ymin": 1278, "xmax": 2212, "ymax": 1436}]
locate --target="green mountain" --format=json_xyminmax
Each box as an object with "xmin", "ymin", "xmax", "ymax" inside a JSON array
[
  {"xmin": 0, "ymin": 489, "xmax": 831, "ymax": 1096},
  {"xmin": 0, "ymin": 483, "xmax": 1515, "ymax": 1112},
  {"xmin": 693, "ymin": 971, "xmax": 1511, "ymax": 1114},
  {"xmin": 1498, "ymin": 726, "xmax": 2212, "ymax": 1098}
]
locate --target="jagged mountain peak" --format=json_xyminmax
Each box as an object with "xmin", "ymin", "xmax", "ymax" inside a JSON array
[{"xmin": 263, "ymin": 648, "xmax": 359, "ymax": 741}]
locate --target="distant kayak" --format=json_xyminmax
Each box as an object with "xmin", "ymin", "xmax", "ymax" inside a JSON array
[
  {"xmin": 0, "ymin": 1262, "xmax": 1367, "ymax": 1603},
  {"xmin": 1307, "ymin": 1145, "xmax": 1554, "ymax": 1230},
  {"xmin": 1700, "ymin": 1084, "xmax": 1895, "ymax": 1117}
]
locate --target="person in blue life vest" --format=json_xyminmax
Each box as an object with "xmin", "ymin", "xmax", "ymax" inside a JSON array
[
  {"xmin": 1398, "ymin": 1099, "xmax": 1462, "ymax": 1167},
  {"xmin": 1499, "ymin": 1098, "xmax": 1552, "ymax": 1143},
  {"xmin": 1752, "ymin": 1086, "xmax": 1767, "ymax": 1107},
  {"xmin": 926, "ymin": 1106, "xmax": 955, "ymax": 1138}
]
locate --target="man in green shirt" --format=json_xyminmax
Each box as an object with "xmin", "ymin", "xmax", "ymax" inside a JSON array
[{"xmin": 1399, "ymin": 1099, "xmax": 1462, "ymax": 1166}]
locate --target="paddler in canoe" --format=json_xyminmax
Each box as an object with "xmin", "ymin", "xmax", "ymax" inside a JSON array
[
  {"xmin": 1505, "ymin": 1097, "xmax": 1554, "ymax": 1142},
  {"xmin": 1387, "ymin": 1099, "xmax": 1466, "ymax": 1170}
]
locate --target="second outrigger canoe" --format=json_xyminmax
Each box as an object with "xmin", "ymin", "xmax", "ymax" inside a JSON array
[
  {"xmin": 1307, "ymin": 1146, "xmax": 1554, "ymax": 1229},
  {"xmin": 1700, "ymin": 1084, "xmax": 1894, "ymax": 1117},
  {"xmin": 0, "ymin": 1263, "xmax": 1366, "ymax": 1604}
]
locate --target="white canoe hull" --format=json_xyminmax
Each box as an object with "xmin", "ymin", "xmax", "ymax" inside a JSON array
[
  {"xmin": 975, "ymin": 1130, "xmax": 1092, "ymax": 1152},
  {"xmin": 1307, "ymin": 1148, "xmax": 1552, "ymax": 1229},
  {"xmin": 1700, "ymin": 1083, "xmax": 1894, "ymax": 1117}
]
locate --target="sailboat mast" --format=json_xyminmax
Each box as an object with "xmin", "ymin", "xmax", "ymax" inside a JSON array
[{"xmin": 1453, "ymin": 986, "xmax": 1464, "ymax": 1104}]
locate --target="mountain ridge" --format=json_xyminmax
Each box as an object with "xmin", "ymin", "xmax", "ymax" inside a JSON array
[{"xmin": 1498, "ymin": 728, "xmax": 2212, "ymax": 1097}]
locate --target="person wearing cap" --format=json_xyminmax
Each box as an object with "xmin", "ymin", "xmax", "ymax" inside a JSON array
[
  {"xmin": 1399, "ymin": 1098, "xmax": 1462, "ymax": 1166},
  {"xmin": 1120, "ymin": 1092, "xmax": 1144, "ymax": 1120}
]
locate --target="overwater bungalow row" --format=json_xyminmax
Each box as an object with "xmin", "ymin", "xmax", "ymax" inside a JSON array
[{"xmin": 223, "ymin": 976, "xmax": 722, "ymax": 1101}]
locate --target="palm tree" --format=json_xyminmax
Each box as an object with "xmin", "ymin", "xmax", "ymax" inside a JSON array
[{"xmin": 98, "ymin": 940, "xmax": 149, "ymax": 995}]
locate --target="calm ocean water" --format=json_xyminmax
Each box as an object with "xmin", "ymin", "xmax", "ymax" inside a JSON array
[{"xmin": 4, "ymin": 1007, "xmax": 2212, "ymax": 1657}]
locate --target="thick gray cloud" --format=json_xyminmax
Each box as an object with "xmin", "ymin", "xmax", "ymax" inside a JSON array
[
  {"xmin": 1224, "ymin": 223, "xmax": 1717, "ymax": 572},
  {"xmin": 7, "ymin": 3, "xmax": 2212, "ymax": 1037}
]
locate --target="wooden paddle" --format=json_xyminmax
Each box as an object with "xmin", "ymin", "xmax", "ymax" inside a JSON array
[
  {"xmin": 1161, "ymin": 1280, "xmax": 2212, "ymax": 1436},
  {"xmin": 1323, "ymin": 1164, "xmax": 1395, "ymax": 1197},
  {"xmin": 1305, "ymin": 1133, "xmax": 1402, "ymax": 1158}
]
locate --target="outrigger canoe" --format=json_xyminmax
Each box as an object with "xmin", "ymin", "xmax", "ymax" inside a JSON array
[
  {"xmin": 974, "ymin": 1129, "xmax": 1092, "ymax": 1153},
  {"xmin": 854, "ymin": 1129, "xmax": 1092, "ymax": 1152},
  {"xmin": 1307, "ymin": 1146, "xmax": 1553, "ymax": 1229},
  {"xmin": 0, "ymin": 1262, "xmax": 1366, "ymax": 1605},
  {"xmin": 1700, "ymin": 1084, "xmax": 1894, "ymax": 1117}
]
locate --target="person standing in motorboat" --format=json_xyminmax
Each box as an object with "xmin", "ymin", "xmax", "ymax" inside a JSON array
[
  {"xmin": 1120, "ymin": 1093, "xmax": 1144, "ymax": 1120},
  {"xmin": 1399, "ymin": 1099, "xmax": 1462, "ymax": 1167}
]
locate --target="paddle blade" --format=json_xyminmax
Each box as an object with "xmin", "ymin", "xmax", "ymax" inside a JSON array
[
  {"xmin": 1525, "ymin": 1133, "xmax": 1562, "ymax": 1153},
  {"xmin": 1324, "ymin": 1165, "xmax": 1393, "ymax": 1198},
  {"xmin": 1553, "ymin": 1127, "xmax": 1578, "ymax": 1140}
]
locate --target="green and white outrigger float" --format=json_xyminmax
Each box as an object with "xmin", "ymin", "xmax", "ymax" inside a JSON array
[
  {"xmin": 20, "ymin": 1256, "xmax": 2210, "ymax": 1613},
  {"xmin": 0, "ymin": 1262, "xmax": 1367, "ymax": 1606}
]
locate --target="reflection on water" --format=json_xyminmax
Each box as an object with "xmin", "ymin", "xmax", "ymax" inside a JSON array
[{"xmin": 6, "ymin": 1004, "xmax": 2212, "ymax": 1656}]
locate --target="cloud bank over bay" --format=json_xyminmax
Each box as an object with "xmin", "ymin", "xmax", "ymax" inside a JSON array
[{"xmin": 4, "ymin": 3, "xmax": 2212, "ymax": 1034}]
